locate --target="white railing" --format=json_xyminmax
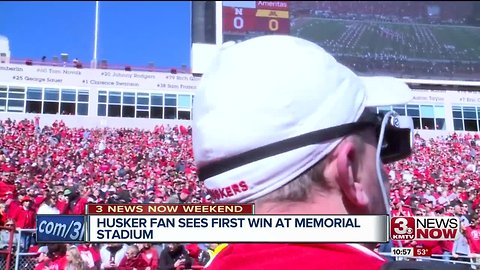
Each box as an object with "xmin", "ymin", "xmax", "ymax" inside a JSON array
[
  {"xmin": 378, "ymin": 252, "xmax": 480, "ymax": 268},
  {"xmin": 14, "ymin": 229, "xmax": 37, "ymax": 270}
]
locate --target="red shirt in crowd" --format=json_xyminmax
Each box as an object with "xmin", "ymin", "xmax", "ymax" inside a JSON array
[
  {"xmin": 63, "ymin": 197, "xmax": 88, "ymax": 215},
  {"xmin": 12, "ymin": 206, "xmax": 35, "ymax": 229},
  {"xmin": 466, "ymin": 226, "xmax": 480, "ymax": 254},
  {"xmin": 8, "ymin": 200, "xmax": 21, "ymax": 217},
  {"xmin": 51, "ymin": 255, "xmax": 68, "ymax": 270},
  {"xmin": 0, "ymin": 213, "xmax": 8, "ymax": 226},
  {"xmin": 77, "ymin": 244, "xmax": 101, "ymax": 268},
  {"xmin": 439, "ymin": 240, "xmax": 454, "ymax": 253},
  {"xmin": 34, "ymin": 259, "xmax": 51, "ymax": 270},
  {"xmin": 118, "ymin": 255, "xmax": 149, "ymax": 270},
  {"xmin": 56, "ymin": 200, "xmax": 68, "ymax": 214},
  {"xmin": 140, "ymin": 247, "xmax": 159, "ymax": 269},
  {"xmin": 37, "ymin": 255, "xmax": 67, "ymax": 270},
  {"xmin": 206, "ymin": 244, "xmax": 385, "ymax": 270},
  {"xmin": 71, "ymin": 197, "xmax": 88, "ymax": 215}
]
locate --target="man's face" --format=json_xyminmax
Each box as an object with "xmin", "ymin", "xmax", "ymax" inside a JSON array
[
  {"xmin": 415, "ymin": 209, "xmax": 426, "ymax": 216},
  {"xmin": 126, "ymin": 248, "xmax": 136, "ymax": 260},
  {"xmin": 454, "ymin": 205, "xmax": 462, "ymax": 215},
  {"xmin": 425, "ymin": 201, "xmax": 433, "ymax": 208},
  {"xmin": 167, "ymin": 243, "xmax": 180, "ymax": 252},
  {"xmin": 22, "ymin": 200, "xmax": 31, "ymax": 208},
  {"xmin": 180, "ymin": 192, "xmax": 189, "ymax": 201}
]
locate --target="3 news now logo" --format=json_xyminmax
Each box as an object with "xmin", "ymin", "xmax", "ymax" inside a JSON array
[
  {"xmin": 36, "ymin": 215, "xmax": 86, "ymax": 243},
  {"xmin": 390, "ymin": 216, "xmax": 460, "ymax": 241}
]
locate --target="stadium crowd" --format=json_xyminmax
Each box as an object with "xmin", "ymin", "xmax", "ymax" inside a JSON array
[
  {"xmin": 2, "ymin": 117, "xmax": 480, "ymax": 268},
  {"xmin": 0, "ymin": 118, "xmax": 216, "ymax": 269},
  {"xmin": 385, "ymin": 132, "xmax": 480, "ymax": 268}
]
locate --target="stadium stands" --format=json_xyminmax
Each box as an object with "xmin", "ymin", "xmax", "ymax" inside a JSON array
[
  {"xmin": 0, "ymin": 118, "xmax": 211, "ymax": 269},
  {"xmin": 2, "ymin": 116, "xmax": 480, "ymax": 267}
]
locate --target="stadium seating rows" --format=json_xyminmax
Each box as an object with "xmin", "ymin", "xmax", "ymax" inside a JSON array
[{"xmin": 2, "ymin": 117, "xmax": 480, "ymax": 266}]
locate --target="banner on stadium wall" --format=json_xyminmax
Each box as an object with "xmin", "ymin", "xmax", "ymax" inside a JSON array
[{"xmin": 0, "ymin": 63, "xmax": 200, "ymax": 92}]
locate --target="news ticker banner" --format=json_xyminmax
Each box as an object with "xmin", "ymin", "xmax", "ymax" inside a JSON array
[
  {"xmin": 87, "ymin": 214, "xmax": 387, "ymax": 243},
  {"xmin": 35, "ymin": 204, "xmax": 461, "ymax": 243},
  {"xmin": 87, "ymin": 204, "xmax": 386, "ymax": 243}
]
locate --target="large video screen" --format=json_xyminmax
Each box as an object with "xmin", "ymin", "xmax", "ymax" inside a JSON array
[{"xmin": 222, "ymin": 1, "xmax": 480, "ymax": 81}]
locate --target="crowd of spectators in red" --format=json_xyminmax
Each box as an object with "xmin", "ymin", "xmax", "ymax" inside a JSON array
[
  {"xmin": 0, "ymin": 117, "xmax": 208, "ymax": 215},
  {"xmin": 0, "ymin": 118, "xmax": 212, "ymax": 267},
  {"xmin": 3, "ymin": 118, "xmax": 480, "ymax": 267},
  {"xmin": 385, "ymin": 133, "xmax": 480, "ymax": 267}
]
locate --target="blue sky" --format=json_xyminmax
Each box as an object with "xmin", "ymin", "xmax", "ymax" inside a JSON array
[{"xmin": 0, "ymin": 1, "xmax": 192, "ymax": 68}]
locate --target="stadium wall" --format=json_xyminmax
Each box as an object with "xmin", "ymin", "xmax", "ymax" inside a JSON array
[
  {"xmin": 3, "ymin": 62, "xmax": 480, "ymax": 137},
  {"xmin": 1, "ymin": 113, "xmax": 191, "ymax": 130},
  {"xmin": 0, "ymin": 63, "xmax": 198, "ymax": 130}
]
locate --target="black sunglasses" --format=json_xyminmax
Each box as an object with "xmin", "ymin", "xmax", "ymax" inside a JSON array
[{"xmin": 198, "ymin": 109, "xmax": 413, "ymax": 181}]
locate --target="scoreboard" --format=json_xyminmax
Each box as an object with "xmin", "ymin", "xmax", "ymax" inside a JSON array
[
  {"xmin": 193, "ymin": 1, "xmax": 480, "ymax": 80},
  {"xmin": 223, "ymin": 1, "xmax": 290, "ymax": 42}
]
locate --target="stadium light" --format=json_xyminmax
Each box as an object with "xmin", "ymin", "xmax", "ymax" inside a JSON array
[
  {"xmin": 61, "ymin": 53, "xmax": 69, "ymax": 62},
  {"xmin": 61, "ymin": 53, "xmax": 69, "ymax": 67},
  {"xmin": 92, "ymin": 1, "xmax": 100, "ymax": 69}
]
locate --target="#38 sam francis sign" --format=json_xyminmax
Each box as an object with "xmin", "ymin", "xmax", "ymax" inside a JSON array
[{"xmin": 390, "ymin": 216, "xmax": 461, "ymax": 241}]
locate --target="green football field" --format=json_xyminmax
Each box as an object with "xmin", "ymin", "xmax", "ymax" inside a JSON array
[{"xmin": 291, "ymin": 17, "xmax": 480, "ymax": 62}]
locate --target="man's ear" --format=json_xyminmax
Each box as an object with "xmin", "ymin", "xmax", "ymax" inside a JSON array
[{"xmin": 335, "ymin": 139, "xmax": 369, "ymax": 208}]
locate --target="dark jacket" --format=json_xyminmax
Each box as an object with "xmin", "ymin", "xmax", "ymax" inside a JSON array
[{"xmin": 158, "ymin": 246, "xmax": 192, "ymax": 270}]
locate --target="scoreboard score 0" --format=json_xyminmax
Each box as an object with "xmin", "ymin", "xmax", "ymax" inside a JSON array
[{"xmin": 222, "ymin": 1, "xmax": 290, "ymax": 36}]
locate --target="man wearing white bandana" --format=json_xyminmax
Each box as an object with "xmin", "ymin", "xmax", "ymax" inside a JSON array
[{"xmin": 192, "ymin": 35, "xmax": 414, "ymax": 270}]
